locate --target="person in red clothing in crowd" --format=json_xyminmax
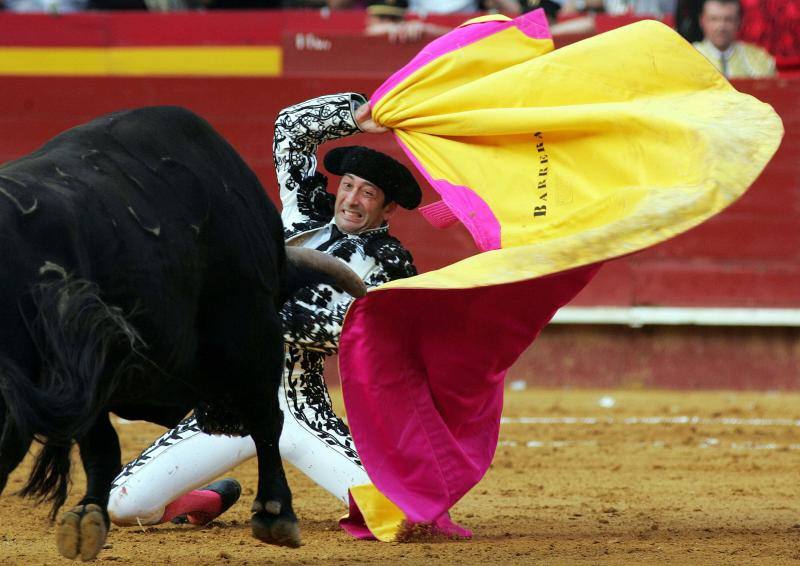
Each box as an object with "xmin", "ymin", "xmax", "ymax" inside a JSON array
[{"xmin": 738, "ymin": 0, "xmax": 800, "ymax": 73}]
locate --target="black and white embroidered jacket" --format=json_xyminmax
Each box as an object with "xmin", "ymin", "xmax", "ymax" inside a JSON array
[
  {"xmin": 116, "ymin": 95, "xmax": 417, "ymax": 447},
  {"xmin": 273, "ymin": 94, "xmax": 417, "ymax": 454},
  {"xmin": 274, "ymin": 91, "xmax": 416, "ymax": 354}
]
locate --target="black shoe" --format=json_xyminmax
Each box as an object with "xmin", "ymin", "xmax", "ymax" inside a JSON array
[
  {"xmin": 173, "ymin": 478, "xmax": 242, "ymax": 526},
  {"xmin": 205, "ymin": 478, "xmax": 241, "ymax": 516}
]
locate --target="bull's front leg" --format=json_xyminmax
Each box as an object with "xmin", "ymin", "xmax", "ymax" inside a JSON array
[
  {"xmin": 235, "ymin": 313, "xmax": 301, "ymax": 548},
  {"xmin": 200, "ymin": 280, "xmax": 301, "ymax": 548},
  {"xmin": 248, "ymin": 401, "xmax": 301, "ymax": 547},
  {"xmin": 56, "ymin": 412, "xmax": 121, "ymax": 561}
]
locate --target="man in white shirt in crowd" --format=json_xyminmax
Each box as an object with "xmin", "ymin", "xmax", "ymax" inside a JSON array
[{"xmin": 692, "ymin": 0, "xmax": 776, "ymax": 78}]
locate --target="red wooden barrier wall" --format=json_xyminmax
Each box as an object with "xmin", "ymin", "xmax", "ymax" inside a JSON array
[
  {"xmin": 1, "ymin": 74, "xmax": 797, "ymax": 308},
  {"xmin": 0, "ymin": 11, "xmax": 797, "ymax": 389}
]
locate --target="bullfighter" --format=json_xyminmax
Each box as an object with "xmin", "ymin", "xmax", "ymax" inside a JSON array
[{"xmin": 107, "ymin": 92, "xmax": 422, "ymax": 527}]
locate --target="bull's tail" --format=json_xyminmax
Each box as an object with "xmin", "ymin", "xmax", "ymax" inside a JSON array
[
  {"xmin": 0, "ymin": 387, "xmax": 32, "ymax": 497},
  {"xmin": 20, "ymin": 443, "xmax": 72, "ymax": 519},
  {"xmin": 0, "ymin": 355, "xmax": 72, "ymax": 517},
  {"xmin": 0, "ymin": 272, "xmax": 144, "ymax": 516}
]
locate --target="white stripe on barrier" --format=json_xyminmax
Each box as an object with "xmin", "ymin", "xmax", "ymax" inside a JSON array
[
  {"xmin": 497, "ymin": 439, "xmax": 800, "ymax": 450},
  {"xmin": 551, "ymin": 306, "xmax": 800, "ymax": 327},
  {"xmin": 500, "ymin": 416, "xmax": 800, "ymax": 426}
]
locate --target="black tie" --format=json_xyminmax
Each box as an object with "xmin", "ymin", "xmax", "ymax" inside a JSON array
[{"xmin": 315, "ymin": 225, "xmax": 347, "ymax": 252}]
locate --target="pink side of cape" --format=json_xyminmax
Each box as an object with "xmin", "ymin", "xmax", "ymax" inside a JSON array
[
  {"xmin": 339, "ymin": 494, "xmax": 374, "ymax": 540},
  {"xmin": 418, "ymin": 200, "xmax": 459, "ymax": 229},
  {"xmin": 399, "ymin": 140, "xmax": 501, "ymax": 251},
  {"xmin": 339, "ymin": 264, "xmax": 600, "ymax": 530}
]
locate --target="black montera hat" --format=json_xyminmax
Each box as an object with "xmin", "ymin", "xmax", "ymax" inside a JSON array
[{"xmin": 323, "ymin": 145, "xmax": 422, "ymax": 210}]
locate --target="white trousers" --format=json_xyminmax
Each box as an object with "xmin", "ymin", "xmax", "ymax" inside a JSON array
[{"xmin": 108, "ymin": 361, "xmax": 369, "ymax": 526}]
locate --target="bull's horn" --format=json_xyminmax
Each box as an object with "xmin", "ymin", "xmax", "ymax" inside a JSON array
[{"xmin": 286, "ymin": 246, "xmax": 368, "ymax": 298}]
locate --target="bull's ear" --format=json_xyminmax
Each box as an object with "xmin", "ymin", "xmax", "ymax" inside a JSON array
[{"xmin": 285, "ymin": 246, "xmax": 368, "ymax": 298}]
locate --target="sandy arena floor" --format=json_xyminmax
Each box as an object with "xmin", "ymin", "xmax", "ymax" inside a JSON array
[{"xmin": 1, "ymin": 388, "xmax": 799, "ymax": 565}]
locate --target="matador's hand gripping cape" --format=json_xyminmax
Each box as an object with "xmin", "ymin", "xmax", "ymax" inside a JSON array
[{"xmin": 337, "ymin": 10, "xmax": 783, "ymax": 541}]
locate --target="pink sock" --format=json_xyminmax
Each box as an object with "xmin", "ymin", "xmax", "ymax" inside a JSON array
[{"xmin": 161, "ymin": 489, "xmax": 222, "ymax": 525}]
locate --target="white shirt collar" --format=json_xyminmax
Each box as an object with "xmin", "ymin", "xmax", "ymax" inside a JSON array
[{"xmin": 703, "ymin": 39, "xmax": 737, "ymax": 60}]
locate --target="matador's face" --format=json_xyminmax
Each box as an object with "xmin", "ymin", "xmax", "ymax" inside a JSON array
[{"xmin": 334, "ymin": 173, "xmax": 397, "ymax": 234}]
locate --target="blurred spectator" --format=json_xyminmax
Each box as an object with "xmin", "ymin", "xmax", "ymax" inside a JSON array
[
  {"xmin": 407, "ymin": 0, "xmax": 480, "ymax": 14},
  {"xmin": 603, "ymin": 0, "xmax": 674, "ymax": 14},
  {"xmin": 673, "ymin": 0, "xmax": 799, "ymax": 60},
  {"xmin": 483, "ymin": 1, "xmax": 562, "ymax": 21},
  {"xmin": 87, "ymin": 0, "xmax": 282, "ymax": 9},
  {"xmin": 366, "ymin": 0, "xmax": 405, "ymax": 19},
  {"xmin": 561, "ymin": 0, "xmax": 674, "ymax": 16},
  {"xmin": 4, "ymin": 0, "xmax": 88, "ymax": 11},
  {"xmin": 88, "ymin": 0, "xmax": 148, "ymax": 8},
  {"xmin": 87, "ymin": 0, "xmax": 205, "ymax": 9},
  {"xmin": 282, "ymin": 0, "xmax": 360, "ymax": 7},
  {"xmin": 137, "ymin": 0, "xmax": 200, "ymax": 8},
  {"xmin": 205, "ymin": 0, "xmax": 282, "ymax": 7},
  {"xmin": 675, "ymin": 0, "xmax": 703, "ymax": 42},
  {"xmin": 365, "ymin": 0, "xmax": 450, "ymax": 42},
  {"xmin": 365, "ymin": 0, "xmax": 564, "ymax": 42},
  {"xmin": 693, "ymin": 0, "xmax": 775, "ymax": 77}
]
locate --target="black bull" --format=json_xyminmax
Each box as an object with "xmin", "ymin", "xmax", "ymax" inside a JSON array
[{"xmin": 0, "ymin": 106, "xmax": 365, "ymax": 560}]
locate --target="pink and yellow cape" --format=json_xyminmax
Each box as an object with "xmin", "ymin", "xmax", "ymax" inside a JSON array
[{"xmin": 337, "ymin": 10, "xmax": 783, "ymax": 541}]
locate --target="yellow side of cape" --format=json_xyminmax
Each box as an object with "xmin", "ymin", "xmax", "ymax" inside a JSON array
[
  {"xmin": 347, "ymin": 484, "xmax": 406, "ymax": 542},
  {"xmin": 372, "ymin": 20, "xmax": 783, "ymax": 291}
]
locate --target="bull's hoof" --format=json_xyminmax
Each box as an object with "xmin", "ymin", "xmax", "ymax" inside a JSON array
[
  {"xmin": 251, "ymin": 511, "xmax": 301, "ymax": 548},
  {"xmin": 55, "ymin": 504, "xmax": 108, "ymax": 561}
]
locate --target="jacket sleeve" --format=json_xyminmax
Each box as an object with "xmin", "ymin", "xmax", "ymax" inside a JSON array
[
  {"xmin": 273, "ymin": 92, "xmax": 367, "ymax": 236},
  {"xmin": 279, "ymin": 239, "xmax": 418, "ymax": 354}
]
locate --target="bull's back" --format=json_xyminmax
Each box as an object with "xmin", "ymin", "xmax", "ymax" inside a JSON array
[{"xmin": 0, "ymin": 106, "xmax": 285, "ymax": 380}]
